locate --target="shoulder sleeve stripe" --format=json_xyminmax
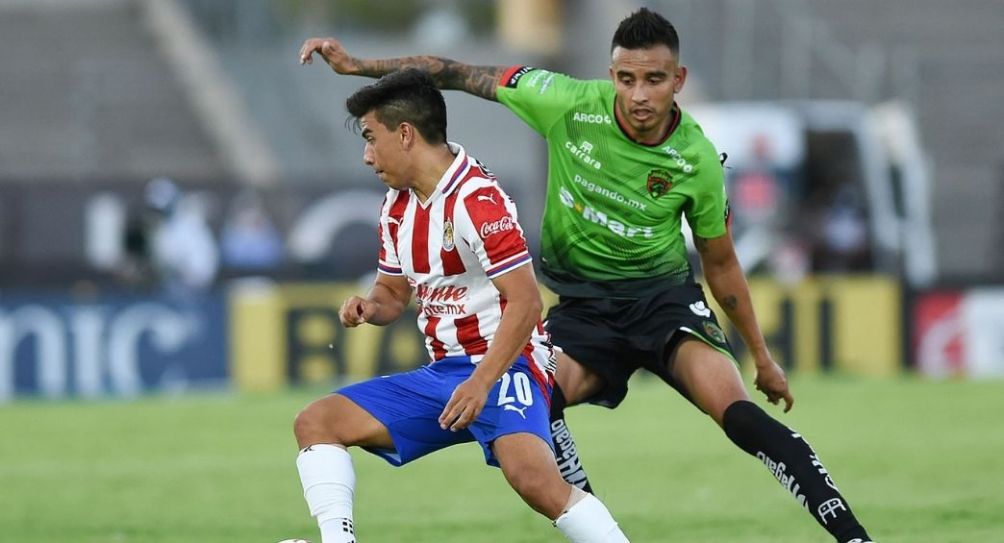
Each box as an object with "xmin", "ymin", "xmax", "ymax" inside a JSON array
[
  {"xmin": 486, "ymin": 251, "xmax": 531, "ymax": 278},
  {"xmin": 377, "ymin": 263, "xmax": 403, "ymax": 275}
]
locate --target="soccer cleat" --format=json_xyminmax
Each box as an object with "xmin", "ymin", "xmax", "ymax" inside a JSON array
[{"xmin": 845, "ymin": 539, "xmax": 876, "ymax": 543}]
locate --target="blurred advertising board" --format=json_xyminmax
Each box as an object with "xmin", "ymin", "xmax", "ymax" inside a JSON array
[
  {"xmin": 230, "ymin": 275, "xmax": 903, "ymax": 392},
  {"xmin": 0, "ymin": 292, "xmax": 227, "ymax": 401},
  {"xmin": 229, "ymin": 280, "xmax": 427, "ymax": 392},
  {"xmin": 912, "ymin": 288, "xmax": 1004, "ymax": 378},
  {"xmin": 721, "ymin": 275, "xmax": 902, "ymax": 377}
]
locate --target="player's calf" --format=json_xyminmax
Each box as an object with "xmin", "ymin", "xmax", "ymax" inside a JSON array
[
  {"xmin": 494, "ymin": 433, "xmax": 629, "ymax": 542},
  {"xmin": 722, "ymin": 400, "xmax": 874, "ymax": 543},
  {"xmin": 296, "ymin": 444, "xmax": 357, "ymax": 543}
]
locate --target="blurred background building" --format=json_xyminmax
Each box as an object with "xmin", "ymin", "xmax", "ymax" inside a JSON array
[{"xmin": 2, "ymin": 0, "xmax": 1003, "ymax": 400}]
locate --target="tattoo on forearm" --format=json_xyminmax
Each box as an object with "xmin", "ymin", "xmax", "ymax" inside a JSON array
[
  {"xmin": 722, "ymin": 295, "xmax": 738, "ymax": 312},
  {"xmin": 359, "ymin": 56, "xmax": 503, "ymax": 100}
]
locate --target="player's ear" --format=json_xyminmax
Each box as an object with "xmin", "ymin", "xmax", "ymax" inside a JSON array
[
  {"xmin": 674, "ymin": 65, "xmax": 688, "ymax": 94},
  {"xmin": 398, "ymin": 122, "xmax": 415, "ymax": 149}
]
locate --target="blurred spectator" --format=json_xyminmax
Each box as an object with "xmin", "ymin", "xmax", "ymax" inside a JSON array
[
  {"xmin": 815, "ymin": 185, "xmax": 870, "ymax": 272},
  {"xmin": 144, "ymin": 177, "xmax": 220, "ymax": 295},
  {"xmin": 729, "ymin": 134, "xmax": 786, "ymax": 236},
  {"xmin": 220, "ymin": 189, "xmax": 285, "ymax": 272},
  {"xmin": 728, "ymin": 133, "xmax": 808, "ymax": 278},
  {"xmin": 118, "ymin": 204, "xmax": 158, "ymax": 289}
]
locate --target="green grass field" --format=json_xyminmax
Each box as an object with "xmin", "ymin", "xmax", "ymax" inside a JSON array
[{"xmin": 2, "ymin": 375, "xmax": 1002, "ymax": 542}]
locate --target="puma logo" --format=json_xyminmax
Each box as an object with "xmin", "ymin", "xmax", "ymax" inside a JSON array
[
  {"xmin": 503, "ymin": 404, "xmax": 528, "ymax": 419},
  {"xmin": 477, "ymin": 194, "xmax": 497, "ymax": 205}
]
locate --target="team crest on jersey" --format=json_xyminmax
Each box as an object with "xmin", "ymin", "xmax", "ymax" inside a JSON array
[
  {"xmin": 703, "ymin": 321, "xmax": 727, "ymax": 344},
  {"xmin": 647, "ymin": 169, "xmax": 673, "ymax": 199},
  {"xmin": 442, "ymin": 219, "xmax": 455, "ymax": 251}
]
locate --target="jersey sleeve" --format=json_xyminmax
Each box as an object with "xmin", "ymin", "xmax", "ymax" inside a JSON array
[
  {"xmin": 683, "ymin": 144, "xmax": 730, "ymax": 239},
  {"xmin": 495, "ymin": 66, "xmax": 586, "ymax": 136},
  {"xmin": 458, "ymin": 182, "xmax": 532, "ymax": 279},
  {"xmin": 377, "ymin": 191, "xmax": 405, "ymax": 275}
]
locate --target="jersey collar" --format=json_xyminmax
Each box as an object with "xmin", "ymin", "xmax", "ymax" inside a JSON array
[
  {"xmin": 436, "ymin": 142, "xmax": 472, "ymax": 196},
  {"xmin": 415, "ymin": 142, "xmax": 472, "ymax": 208},
  {"xmin": 612, "ymin": 101, "xmax": 682, "ymax": 147}
]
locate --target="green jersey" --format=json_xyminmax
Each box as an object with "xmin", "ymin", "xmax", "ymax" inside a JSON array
[{"xmin": 496, "ymin": 66, "xmax": 729, "ymax": 298}]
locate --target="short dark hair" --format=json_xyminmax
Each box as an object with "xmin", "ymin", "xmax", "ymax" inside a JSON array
[
  {"xmin": 611, "ymin": 7, "xmax": 679, "ymax": 55},
  {"xmin": 346, "ymin": 68, "xmax": 447, "ymax": 144}
]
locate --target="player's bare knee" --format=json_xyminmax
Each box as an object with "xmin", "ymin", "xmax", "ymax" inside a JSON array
[
  {"xmin": 501, "ymin": 460, "xmax": 568, "ymax": 519},
  {"xmin": 510, "ymin": 472, "xmax": 567, "ymax": 519},
  {"xmin": 294, "ymin": 399, "xmax": 344, "ymax": 447}
]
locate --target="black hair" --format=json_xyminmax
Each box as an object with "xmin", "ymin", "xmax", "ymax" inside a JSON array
[
  {"xmin": 346, "ymin": 68, "xmax": 447, "ymax": 144},
  {"xmin": 611, "ymin": 7, "xmax": 680, "ymax": 55}
]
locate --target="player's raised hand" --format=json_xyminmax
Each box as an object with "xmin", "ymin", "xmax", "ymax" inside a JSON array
[
  {"xmin": 439, "ymin": 377, "xmax": 491, "ymax": 432},
  {"xmin": 339, "ymin": 296, "xmax": 376, "ymax": 328},
  {"xmin": 753, "ymin": 355, "xmax": 795, "ymax": 413},
  {"xmin": 299, "ymin": 37, "xmax": 359, "ymax": 74}
]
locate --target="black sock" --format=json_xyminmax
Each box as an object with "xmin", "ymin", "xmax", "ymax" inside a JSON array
[
  {"xmin": 723, "ymin": 400, "xmax": 871, "ymax": 543},
  {"xmin": 549, "ymin": 384, "xmax": 594, "ymax": 493}
]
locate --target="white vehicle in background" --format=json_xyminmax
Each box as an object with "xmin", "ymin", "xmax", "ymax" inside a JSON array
[{"xmin": 688, "ymin": 100, "xmax": 936, "ymax": 287}]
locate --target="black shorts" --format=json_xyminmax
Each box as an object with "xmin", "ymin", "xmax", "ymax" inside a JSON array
[{"xmin": 544, "ymin": 283, "xmax": 736, "ymax": 409}]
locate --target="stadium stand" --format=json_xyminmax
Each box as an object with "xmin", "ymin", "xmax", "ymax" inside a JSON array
[{"xmin": 0, "ymin": 0, "xmax": 226, "ymax": 181}]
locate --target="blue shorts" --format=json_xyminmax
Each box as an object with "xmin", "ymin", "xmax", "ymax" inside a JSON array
[{"xmin": 337, "ymin": 355, "xmax": 553, "ymax": 467}]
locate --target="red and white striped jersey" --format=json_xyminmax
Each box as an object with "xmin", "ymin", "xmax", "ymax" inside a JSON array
[{"xmin": 376, "ymin": 143, "xmax": 555, "ymax": 382}]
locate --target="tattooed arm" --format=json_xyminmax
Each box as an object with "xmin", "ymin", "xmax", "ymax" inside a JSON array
[
  {"xmin": 299, "ymin": 37, "xmax": 507, "ymax": 101},
  {"xmin": 694, "ymin": 232, "xmax": 794, "ymax": 411}
]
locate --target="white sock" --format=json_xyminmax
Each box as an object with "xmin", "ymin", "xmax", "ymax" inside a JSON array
[
  {"xmin": 554, "ymin": 493, "xmax": 629, "ymax": 543},
  {"xmin": 296, "ymin": 444, "xmax": 357, "ymax": 543}
]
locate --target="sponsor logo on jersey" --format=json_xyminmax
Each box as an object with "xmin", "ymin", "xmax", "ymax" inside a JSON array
[
  {"xmin": 526, "ymin": 70, "xmax": 546, "ymax": 88},
  {"xmin": 661, "ymin": 145, "xmax": 696, "ymax": 173},
  {"xmin": 538, "ymin": 72, "xmax": 556, "ymax": 94},
  {"xmin": 572, "ymin": 112, "xmax": 612, "ymax": 125},
  {"xmin": 479, "ymin": 216, "xmax": 514, "ymax": 238},
  {"xmin": 415, "ymin": 284, "xmax": 469, "ymax": 316},
  {"xmin": 647, "ymin": 169, "xmax": 673, "ymax": 199},
  {"xmin": 564, "ymin": 140, "xmax": 602, "ymax": 170},
  {"xmin": 442, "ymin": 219, "xmax": 455, "ymax": 252},
  {"xmin": 559, "ymin": 187, "xmax": 653, "ymax": 239},
  {"xmin": 503, "ymin": 65, "xmax": 534, "ymax": 88},
  {"xmin": 573, "ymin": 174, "xmax": 646, "ymax": 211},
  {"xmin": 703, "ymin": 320, "xmax": 727, "ymax": 344}
]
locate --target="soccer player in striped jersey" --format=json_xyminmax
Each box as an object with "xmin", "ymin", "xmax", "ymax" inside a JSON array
[
  {"xmin": 298, "ymin": 7, "xmax": 876, "ymax": 543},
  {"xmin": 292, "ymin": 69, "xmax": 629, "ymax": 543}
]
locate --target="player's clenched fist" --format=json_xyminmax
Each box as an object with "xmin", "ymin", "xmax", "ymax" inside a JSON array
[
  {"xmin": 339, "ymin": 296, "xmax": 376, "ymax": 327},
  {"xmin": 298, "ymin": 37, "xmax": 359, "ymax": 74}
]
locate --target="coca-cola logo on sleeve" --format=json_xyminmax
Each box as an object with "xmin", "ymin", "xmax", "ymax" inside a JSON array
[{"xmin": 480, "ymin": 216, "xmax": 514, "ymax": 238}]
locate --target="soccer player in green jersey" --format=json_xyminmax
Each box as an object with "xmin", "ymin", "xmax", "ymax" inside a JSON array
[{"xmin": 300, "ymin": 8, "xmax": 875, "ymax": 543}]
